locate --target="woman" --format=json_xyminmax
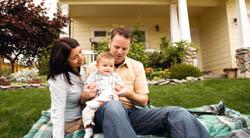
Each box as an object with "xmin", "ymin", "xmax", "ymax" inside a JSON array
[{"xmin": 48, "ymin": 37, "xmax": 96, "ymax": 138}]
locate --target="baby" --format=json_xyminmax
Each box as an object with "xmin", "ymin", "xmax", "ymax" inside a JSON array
[{"xmin": 82, "ymin": 52, "xmax": 125, "ymax": 138}]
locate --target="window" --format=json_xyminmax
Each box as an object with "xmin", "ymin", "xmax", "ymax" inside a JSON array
[
  {"xmin": 133, "ymin": 30, "xmax": 146, "ymax": 48},
  {"xmin": 94, "ymin": 31, "xmax": 107, "ymax": 37},
  {"xmin": 92, "ymin": 30, "xmax": 108, "ymax": 42}
]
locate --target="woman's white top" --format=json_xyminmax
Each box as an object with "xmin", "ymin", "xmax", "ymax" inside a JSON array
[{"xmin": 48, "ymin": 71, "xmax": 85, "ymax": 138}]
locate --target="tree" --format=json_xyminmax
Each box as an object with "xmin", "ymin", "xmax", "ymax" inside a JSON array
[{"xmin": 0, "ymin": 0, "xmax": 68, "ymax": 72}]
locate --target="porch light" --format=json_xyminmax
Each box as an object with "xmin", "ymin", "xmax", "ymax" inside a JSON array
[
  {"xmin": 155, "ymin": 24, "xmax": 160, "ymax": 32},
  {"xmin": 233, "ymin": 18, "xmax": 237, "ymax": 25}
]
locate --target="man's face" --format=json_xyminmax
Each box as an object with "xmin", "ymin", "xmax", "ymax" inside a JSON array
[{"xmin": 109, "ymin": 34, "xmax": 130, "ymax": 64}]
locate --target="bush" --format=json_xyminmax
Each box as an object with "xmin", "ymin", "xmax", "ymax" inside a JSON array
[
  {"xmin": 91, "ymin": 38, "xmax": 109, "ymax": 57},
  {"xmin": 160, "ymin": 34, "xmax": 196, "ymax": 67},
  {"xmin": 37, "ymin": 46, "xmax": 52, "ymax": 75},
  {"xmin": 146, "ymin": 51, "xmax": 170, "ymax": 69},
  {"xmin": 145, "ymin": 67, "xmax": 170, "ymax": 80},
  {"xmin": 170, "ymin": 64, "xmax": 202, "ymax": 80},
  {"xmin": 128, "ymin": 42, "xmax": 148, "ymax": 66},
  {"xmin": 10, "ymin": 68, "xmax": 40, "ymax": 83},
  {"xmin": 160, "ymin": 35, "xmax": 185, "ymax": 66},
  {"xmin": 92, "ymin": 38, "xmax": 148, "ymax": 65}
]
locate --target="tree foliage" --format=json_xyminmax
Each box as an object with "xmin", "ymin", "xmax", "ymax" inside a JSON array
[{"xmin": 0, "ymin": 0, "xmax": 68, "ymax": 72}]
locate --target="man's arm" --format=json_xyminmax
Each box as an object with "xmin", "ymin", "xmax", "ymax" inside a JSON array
[{"xmin": 124, "ymin": 92, "xmax": 148, "ymax": 107}]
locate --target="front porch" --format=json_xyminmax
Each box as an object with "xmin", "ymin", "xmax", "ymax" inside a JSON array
[{"xmin": 59, "ymin": 0, "xmax": 250, "ymax": 75}]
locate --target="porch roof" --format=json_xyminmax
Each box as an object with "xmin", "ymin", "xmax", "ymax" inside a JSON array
[
  {"xmin": 59, "ymin": 0, "xmax": 225, "ymax": 17},
  {"xmin": 59, "ymin": 0, "xmax": 224, "ymax": 6}
]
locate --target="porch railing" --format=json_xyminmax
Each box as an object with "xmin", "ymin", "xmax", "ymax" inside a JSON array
[{"xmin": 83, "ymin": 50, "xmax": 96, "ymax": 64}]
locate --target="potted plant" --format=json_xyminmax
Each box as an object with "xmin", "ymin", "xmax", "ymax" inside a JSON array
[
  {"xmin": 0, "ymin": 76, "xmax": 11, "ymax": 86},
  {"xmin": 223, "ymin": 68, "xmax": 238, "ymax": 78}
]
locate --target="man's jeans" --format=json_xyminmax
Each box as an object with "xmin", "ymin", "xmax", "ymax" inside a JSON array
[{"xmin": 94, "ymin": 100, "xmax": 211, "ymax": 138}]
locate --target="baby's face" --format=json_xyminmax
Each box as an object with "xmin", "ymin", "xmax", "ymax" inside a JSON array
[{"xmin": 97, "ymin": 58, "xmax": 114, "ymax": 75}]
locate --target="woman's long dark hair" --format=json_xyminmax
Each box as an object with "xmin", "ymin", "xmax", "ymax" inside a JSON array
[{"xmin": 47, "ymin": 37, "xmax": 80, "ymax": 85}]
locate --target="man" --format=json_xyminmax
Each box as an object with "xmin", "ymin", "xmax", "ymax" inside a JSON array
[{"xmin": 82, "ymin": 27, "xmax": 211, "ymax": 138}]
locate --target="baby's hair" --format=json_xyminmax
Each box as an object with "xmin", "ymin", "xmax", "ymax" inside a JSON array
[{"xmin": 96, "ymin": 52, "xmax": 114, "ymax": 64}]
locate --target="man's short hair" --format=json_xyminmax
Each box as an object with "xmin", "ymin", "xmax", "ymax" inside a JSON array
[
  {"xmin": 96, "ymin": 52, "xmax": 115, "ymax": 64},
  {"xmin": 110, "ymin": 27, "xmax": 132, "ymax": 42}
]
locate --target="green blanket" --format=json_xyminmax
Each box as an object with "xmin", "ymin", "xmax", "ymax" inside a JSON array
[{"xmin": 23, "ymin": 102, "xmax": 250, "ymax": 138}]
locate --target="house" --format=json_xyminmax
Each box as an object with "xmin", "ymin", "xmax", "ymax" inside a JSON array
[
  {"xmin": 58, "ymin": 0, "xmax": 250, "ymax": 76},
  {"xmin": 0, "ymin": 57, "xmax": 26, "ymax": 74}
]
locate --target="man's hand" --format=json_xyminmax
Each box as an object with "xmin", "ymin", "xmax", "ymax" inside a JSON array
[
  {"xmin": 114, "ymin": 84, "xmax": 148, "ymax": 107},
  {"xmin": 80, "ymin": 82, "xmax": 97, "ymax": 103},
  {"xmin": 114, "ymin": 84, "xmax": 130, "ymax": 97}
]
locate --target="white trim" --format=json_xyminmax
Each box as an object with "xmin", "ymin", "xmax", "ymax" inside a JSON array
[
  {"xmin": 178, "ymin": 0, "xmax": 191, "ymax": 42},
  {"xmin": 170, "ymin": 3, "xmax": 181, "ymax": 42},
  {"xmin": 237, "ymin": 0, "xmax": 250, "ymax": 48}
]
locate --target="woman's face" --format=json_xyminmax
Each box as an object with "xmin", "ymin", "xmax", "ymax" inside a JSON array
[{"xmin": 67, "ymin": 46, "xmax": 84, "ymax": 70}]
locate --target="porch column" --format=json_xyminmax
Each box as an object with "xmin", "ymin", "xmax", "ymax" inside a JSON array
[
  {"xmin": 178, "ymin": 0, "xmax": 197, "ymax": 66},
  {"xmin": 170, "ymin": 4, "xmax": 181, "ymax": 42},
  {"xmin": 235, "ymin": 0, "xmax": 250, "ymax": 78},
  {"xmin": 237, "ymin": 0, "xmax": 250, "ymax": 48},
  {"xmin": 178, "ymin": 0, "xmax": 191, "ymax": 42},
  {"xmin": 60, "ymin": 4, "xmax": 70, "ymax": 37}
]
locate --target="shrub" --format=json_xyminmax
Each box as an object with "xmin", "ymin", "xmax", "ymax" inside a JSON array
[
  {"xmin": 159, "ymin": 68, "xmax": 171, "ymax": 80},
  {"xmin": 145, "ymin": 67, "xmax": 170, "ymax": 80},
  {"xmin": 160, "ymin": 35, "xmax": 185, "ymax": 66},
  {"xmin": 37, "ymin": 46, "xmax": 52, "ymax": 75},
  {"xmin": 160, "ymin": 34, "xmax": 196, "ymax": 67},
  {"xmin": 92, "ymin": 38, "xmax": 148, "ymax": 65},
  {"xmin": 170, "ymin": 64, "xmax": 202, "ymax": 80},
  {"xmin": 128, "ymin": 42, "xmax": 148, "ymax": 66},
  {"xmin": 10, "ymin": 68, "xmax": 40, "ymax": 83},
  {"xmin": 146, "ymin": 51, "xmax": 170, "ymax": 69},
  {"xmin": 91, "ymin": 38, "xmax": 109, "ymax": 57}
]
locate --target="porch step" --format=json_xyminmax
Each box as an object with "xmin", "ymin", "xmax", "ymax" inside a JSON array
[{"xmin": 202, "ymin": 74, "xmax": 226, "ymax": 79}]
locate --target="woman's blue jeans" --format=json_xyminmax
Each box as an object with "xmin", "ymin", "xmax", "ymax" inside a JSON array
[{"xmin": 93, "ymin": 100, "xmax": 211, "ymax": 138}]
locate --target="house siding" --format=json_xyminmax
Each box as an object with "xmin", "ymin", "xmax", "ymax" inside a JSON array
[
  {"xmin": 199, "ymin": 5, "xmax": 231, "ymax": 73},
  {"xmin": 71, "ymin": 16, "xmax": 170, "ymax": 50}
]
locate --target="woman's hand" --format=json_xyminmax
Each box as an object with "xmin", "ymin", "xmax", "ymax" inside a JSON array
[{"xmin": 80, "ymin": 82, "xmax": 97, "ymax": 103}]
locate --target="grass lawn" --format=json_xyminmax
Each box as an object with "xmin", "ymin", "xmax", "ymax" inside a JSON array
[
  {"xmin": 0, "ymin": 78, "xmax": 250, "ymax": 138},
  {"xmin": 149, "ymin": 78, "xmax": 250, "ymax": 114}
]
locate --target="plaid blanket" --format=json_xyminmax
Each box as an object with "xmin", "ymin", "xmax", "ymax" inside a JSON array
[{"xmin": 23, "ymin": 102, "xmax": 250, "ymax": 138}]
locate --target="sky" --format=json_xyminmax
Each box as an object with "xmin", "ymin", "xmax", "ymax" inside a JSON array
[{"xmin": 33, "ymin": 0, "xmax": 57, "ymax": 19}]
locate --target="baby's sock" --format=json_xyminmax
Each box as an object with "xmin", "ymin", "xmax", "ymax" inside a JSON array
[
  {"xmin": 86, "ymin": 101, "xmax": 100, "ymax": 109},
  {"xmin": 84, "ymin": 128, "xmax": 93, "ymax": 138}
]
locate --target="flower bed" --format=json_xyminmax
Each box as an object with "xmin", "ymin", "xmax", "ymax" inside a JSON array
[{"xmin": 0, "ymin": 78, "xmax": 11, "ymax": 86}]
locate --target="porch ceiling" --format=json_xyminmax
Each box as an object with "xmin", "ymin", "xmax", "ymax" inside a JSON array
[
  {"xmin": 69, "ymin": 5, "xmax": 208, "ymax": 17},
  {"xmin": 60, "ymin": 0, "xmax": 225, "ymax": 7}
]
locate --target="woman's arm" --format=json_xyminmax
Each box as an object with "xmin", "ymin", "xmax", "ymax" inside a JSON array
[
  {"xmin": 49, "ymin": 75, "xmax": 69, "ymax": 138},
  {"xmin": 80, "ymin": 82, "xmax": 97, "ymax": 104}
]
